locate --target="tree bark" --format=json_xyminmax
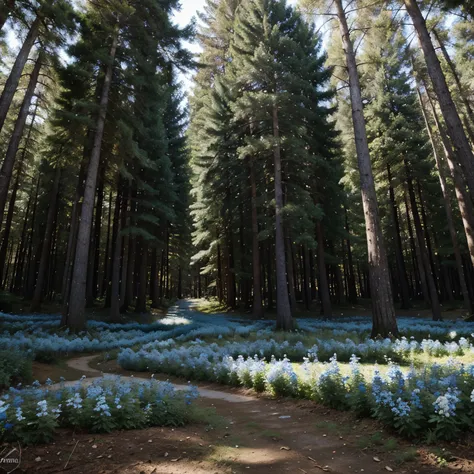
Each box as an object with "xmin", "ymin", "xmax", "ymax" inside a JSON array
[
  {"xmin": 0, "ymin": 15, "xmax": 41, "ymax": 134},
  {"xmin": 0, "ymin": 103, "xmax": 33, "ymax": 285},
  {"xmin": 427, "ymin": 93, "xmax": 474, "ymax": 272},
  {"xmin": 66, "ymin": 30, "xmax": 118, "ymax": 331},
  {"xmin": 110, "ymin": 189, "xmax": 123, "ymax": 321},
  {"xmin": 272, "ymin": 103, "xmax": 293, "ymax": 330},
  {"xmin": 100, "ymin": 190, "xmax": 113, "ymax": 296},
  {"xmin": 316, "ymin": 221, "xmax": 332, "ymax": 318},
  {"xmin": 0, "ymin": 53, "xmax": 42, "ymax": 233},
  {"xmin": 91, "ymin": 163, "xmax": 105, "ymax": 300},
  {"xmin": 30, "ymin": 168, "xmax": 61, "ymax": 311},
  {"xmin": 335, "ymin": 0, "xmax": 397, "ymax": 337},
  {"xmin": 417, "ymin": 87, "xmax": 472, "ymax": 313},
  {"xmin": 386, "ymin": 164, "xmax": 411, "ymax": 309},
  {"xmin": 405, "ymin": 161, "xmax": 442, "ymax": 320},
  {"xmin": 344, "ymin": 206, "xmax": 358, "ymax": 303},
  {"xmin": 403, "ymin": 0, "xmax": 474, "ymax": 195},
  {"xmin": 249, "ymin": 157, "xmax": 263, "ymax": 318},
  {"xmin": 135, "ymin": 237, "xmax": 148, "ymax": 313},
  {"xmin": 432, "ymin": 28, "xmax": 474, "ymax": 143}
]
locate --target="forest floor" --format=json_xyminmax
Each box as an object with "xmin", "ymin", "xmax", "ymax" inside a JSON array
[
  {"xmin": 20, "ymin": 346, "xmax": 474, "ymax": 473},
  {"xmin": 17, "ymin": 360, "xmax": 472, "ymax": 474},
  {"xmin": 193, "ymin": 298, "xmax": 468, "ymax": 322}
]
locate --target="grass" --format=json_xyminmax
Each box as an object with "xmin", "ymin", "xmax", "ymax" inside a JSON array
[{"xmin": 194, "ymin": 299, "xmax": 230, "ymax": 314}]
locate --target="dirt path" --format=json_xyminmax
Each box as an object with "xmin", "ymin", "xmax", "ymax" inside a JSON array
[{"xmin": 18, "ymin": 354, "xmax": 470, "ymax": 474}]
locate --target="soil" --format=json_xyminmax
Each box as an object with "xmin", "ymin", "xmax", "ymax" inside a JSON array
[{"xmin": 13, "ymin": 355, "xmax": 474, "ymax": 474}]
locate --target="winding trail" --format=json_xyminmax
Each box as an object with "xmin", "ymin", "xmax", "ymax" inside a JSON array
[{"xmin": 64, "ymin": 354, "xmax": 253, "ymax": 403}]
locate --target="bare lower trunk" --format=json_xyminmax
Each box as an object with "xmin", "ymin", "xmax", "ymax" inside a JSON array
[
  {"xmin": 335, "ymin": 0, "xmax": 397, "ymax": 337},
  {"xmin": 417, "ymin": 87, "xmax": 473, "ymax": 314},
  {"xmin": 344, "ymin": 206, "xmax": 358, "ymax": 303},
  {"xmin": 316, "ymin": 221, "xmax": 332, "ymax": 318},
  {"xmin": 405, "ymin": 161, "xmax": 442, "ymax": 320},
  {"xmin": 0, "ymin": 53, "xmax": 42, "ymax": 232},
  {"xmin": 0, "ymin": 15, "xmax": 41, "ymax": 134},
  {"xmin": 135, "ymin": 237, "xmax": 148, "ymax": 313},
  {"xmin": 66, "ymin": 31, "xmax": 118, "ymax": 331},
  {"xmin": 387, "ymin": 164, "xmax": 411, "ymax": 309},
  {"xmin": 404, "ymin": 0, "xmax": 474, "ymax": 194},
  {"xmin": 110, "ymin": 190, "xmax": 123, "ymax": 321},
  {"xmin": 272, "ymin": 104, "xmax": 293, "ymax": 330},
  {"xmin": 285, "ymin": 230, "xmax": 297, "ymax": 310},
  {"xmin": 30, "ymin": 168, "xmax": 61, "ymax": 312},
  {"xmin": 249, "ymin": 157, "xmax": 263, "ymax": 318}
]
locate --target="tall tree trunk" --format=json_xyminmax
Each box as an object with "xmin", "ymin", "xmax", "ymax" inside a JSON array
[
  {"xmin": 106, "ymin": 187, "xmax": 122, "ymax": 307},
  {"xmin": 0, "ymin": 15, "xmax": 41, "ymax": 134},
  {"xmin": 285, "ymin": 231, "xmax": 297, "ymax": 310},
  {"xmin": 272, "ymin": 104, "xmax": 293, "ymax": 330},
  {"xmin": 226, "ymin": 230, "xmax": 236, "ymax": 308},
  {"xmin": 403, "ymin": 0, "xmax": 474, "ymax": 194},
  {"xmin": 249, "ymin": 157, "xmax": 263, "ymax": 318},
  {"xmin": 122, "ymin": 235, "xmax": 135, "ymax": 311},
  {"xmin": 302, "ymin": 245, "xmax": 311, "ymax": 310},
  {"xmin": 135, "ymin": 237, "xmax": 148, "ymax": 313},
  {"xmin": 316, "ymin": 221, "xmax": 332, "ymax": 318},
  {"xmin": 432, "ymin": 28, "xmax": 474, "ymax": 142},
  {"xmin": 91, "ymin": 164, "xmax": 105, "ymax": 300},
  {"xmin": 387, "ymin": 164, "xmax": 411, "ymax": 309},
  {"xmin": 0, "ymin": 53, "xmax": 42, "ymax": 233},
  {"xmin": 23, "ymin": 177, "xmax": 39, "ymax": 296},
  {"xmin": 405, "ymin": 161, "xmax": 442, "ymax": 320},
  {"xmin": 12, "ymin": 185, "xmax": 32, "ymax": 292},
  {"xmin": 66, "ymin": 31, "xmax": 118, "ymax": 331},
  {"xmin": 0, "ymin": 149, "xmax": 29, "ymax": 285},
  {"xmin": 335, "ymin": 0, "xmax": 397, "ymax": 337},
  {"xmin": 427, "ymin": 93, "xmax": 474, "ymax": 271},
  {"xmin": 344, "ymin": 206, "xmax": 358, "ymax": 303},
  {"xmin": 417, "ymin": 86, "xmax": 472, "ymax": 313},
  {"xmin": 30, "ymin": 168, "xmax": 61, "ymax": 311},
  {"xmin": 61, "ymin": 139, "xmax": 91, "ymax": 319},
  {"xmin": 417, "ymin": 181, "xmax": 439, "ymax": 294},
  {"xmin": 405, "ymin": 190, "xmax": 426, "ymax": 301},
  {"xmin": 100, "ymin": 190, "xmax": 113, "ymax": 296},
  {"xmin": 150, "ymin": 247, "xmax": 160, "ymax": 308},
  {"xmin": 110, "ymin": 189, "xmax": 123, "ymax": 321},
  {"xmin": 216, "ymin": 241, "xmax": 223, "ymax": 302}
]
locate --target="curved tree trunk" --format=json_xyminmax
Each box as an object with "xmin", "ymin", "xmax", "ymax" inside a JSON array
[
  {"xmin": 427, "ymin": 93, "xmax": 474, "ymax": 271},
  {"xmin": 403, "ymin": 0, "xmax": 474, "ymax": 195},
  {"xmin": 334, "ymin": 0, "xmax": 397, "ymax": 337},
  {"xmin": 0, "ymin": 15, "xmax": 41, "ymax": 134},
  {"xmin": 0, "ymin": 53, "xmax": 42, "ymax": 233},
  {"xmin": 417, "ymin": 86, "xmax": 473, "ymax": 314}
]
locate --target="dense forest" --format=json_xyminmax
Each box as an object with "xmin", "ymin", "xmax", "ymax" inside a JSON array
[{"xmin": 0, "ymin": 0, "xmax": 473, "ymax": 337}]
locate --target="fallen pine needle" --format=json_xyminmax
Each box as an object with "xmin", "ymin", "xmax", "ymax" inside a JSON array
[
  {"xmin": 64, "ymin": 440, "xmax": 79, "ymax": 469},
  {"xmin": 308, "ymin": 456, "xmax": 330, "ymax": 472}
]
